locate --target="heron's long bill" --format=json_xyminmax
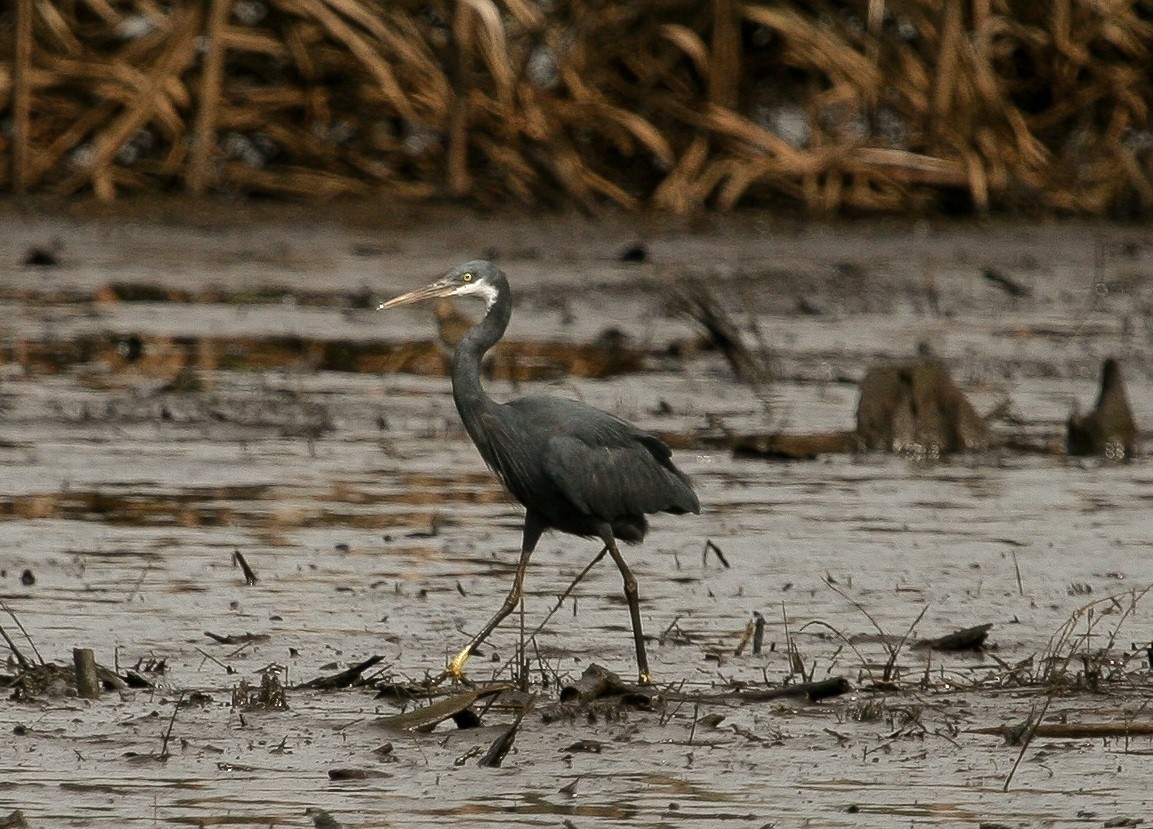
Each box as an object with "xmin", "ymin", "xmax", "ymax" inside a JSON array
[{"xmin": 378, "ymin": 280, "xmax": 453, "ymax": 310}]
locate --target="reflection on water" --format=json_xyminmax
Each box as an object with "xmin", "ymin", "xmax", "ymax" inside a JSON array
[
  {"xmin": 0, "ymin": 477, "xmax": 510, "ymax": 531},
  {"xmin": 2, "ymin": 327, "xmax": 644, "ymax": 384}
]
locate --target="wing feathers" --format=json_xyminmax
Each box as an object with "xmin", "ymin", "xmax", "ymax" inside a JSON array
[{"xmin": 543, "ymin": 434, "xmax": 698, "ymax": 519}]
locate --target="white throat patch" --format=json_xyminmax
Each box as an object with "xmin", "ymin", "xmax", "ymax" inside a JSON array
[{"xmin": 456, "ymin": 280, "xmax": 499, "ymax": 310}]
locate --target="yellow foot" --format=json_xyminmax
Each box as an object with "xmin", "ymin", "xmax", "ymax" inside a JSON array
[
  {"xmin": 638, "ymin": 670, "xmax": 652, "ymax": 685},
  {"xmin": 446, "ymin": 647, "xmax": 472, "ymax": 681}
]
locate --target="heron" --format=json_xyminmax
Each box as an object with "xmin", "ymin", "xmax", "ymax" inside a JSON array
[{"xmin": 381, "ymin": 260, "xmax": 699, "ymax": 683}]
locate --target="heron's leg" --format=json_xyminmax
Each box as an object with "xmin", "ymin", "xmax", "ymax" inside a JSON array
[
  {"xmin": 601, "ymin": 530, "xmax": 650, "ymax": 684},
  {"xmin": 445, "ymin": 514, "xmax": 544, "ymax": 681}
]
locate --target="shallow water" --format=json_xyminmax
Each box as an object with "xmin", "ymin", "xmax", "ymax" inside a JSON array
[{"xmin": 1, "ymin": 211, "xmax": 1152, "ymax": 827}]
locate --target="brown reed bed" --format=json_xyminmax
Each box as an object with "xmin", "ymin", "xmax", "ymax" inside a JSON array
[{"xmin": 2, "ymin": 0, "xmax": 1152, "ymax": 214}]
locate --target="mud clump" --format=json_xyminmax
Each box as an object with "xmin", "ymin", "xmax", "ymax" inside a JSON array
[
  {"xmin": 1067, "ymin": 358, "xmax": 1138, "ymax": 459},
  {"xmin": 856, "ymin": 355, "xmax": 989, "ymax": 455}
]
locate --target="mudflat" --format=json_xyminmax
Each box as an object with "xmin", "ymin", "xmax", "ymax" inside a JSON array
[{"xmin": 1, "ymin": 202, "xmax": 1151, "ymax": 828}]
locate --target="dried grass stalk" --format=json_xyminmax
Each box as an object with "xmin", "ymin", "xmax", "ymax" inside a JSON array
[{"xmin": 0, "ymin": 0, "xmax": 1151, "ymax": 213}]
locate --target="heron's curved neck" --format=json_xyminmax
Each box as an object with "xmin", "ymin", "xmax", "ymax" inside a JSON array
[{"xmin": 451, "ymin": 280, "xmax": 510, "ymax": 420}]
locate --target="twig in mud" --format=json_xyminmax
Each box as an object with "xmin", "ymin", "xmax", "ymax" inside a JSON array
[
  {"xmin": 1000, "ymin": 586, "xmax": 1153, "ymax": 790},
  {"xmin": 232, "ymin": 550, "xmax": 259, "ymax": 586},
  {"xmin": 797, "ymin": 617, "xmax": 875, "ymax": 684},
  {"xmin": 0, "ymin": 600, "xmax": 44, "ymax": 667},
  {"xmin": 824, "ymin": 727, "xmax": 852, "ymax": 745},
  {"xmin": 1002, "ymin": 694, "xmax": 1051, "ymax": 791},
  {"xmin": 733, "ymin": 617, "xmax": 755, "ymax": 656},
  {"xmin": 731, "ymin": 722, "xmax": 783, "ymax": 743},
  {"xmin": 658, "ymin": 616, "xmax": 682, "ymax": 646},
  {"xmin": 881, "ymin": 605, "xmax": 929, "ymax": 682},
  {"xmin": 205, "ymin": 631, "xmax": 270, "ymax": 645},
  {"xmin": 732, "ymin": 612, "xmax": 768, "ymax": 657},
  {"xmin": 981, "ymin": 267, "xmax": 1032, "ymax": 298},
  {"xmin": 73, "ymin": 648, "xmax": 100, "ymax": 699},
  {"xmin": 479, "ymin": 692, "xmax": 537, "ymax": 768},
  {"xmin": 0, "ymin": 620, "xmax": 32, "ymax": 671},
  {"xmin": 124, "ymin": 562, "xmax": 153, "ymax": 603},
  {"xmin": 1011, "ymin": 551, "xmax": 1024, "ymax": 596},
  {"xmin": 741, "ymin": 282, "xmax": 778, "ymax": 389},
  {"xmin": 734, "ymin": 676, "xmax": 851, "ymax": 703},
  {"xmin": 687, "ymin": 701, "xmax": 700, "ymax": 745},
  {"xmin": 984, "ymin": 652, "xmax": 1035, "ymax": 686},
  {"xmin": 658, "ymin": 678, "xmax": 689, "ymax": 727},
  {"xmin": 780, "ymin": 601, "xmax": 806, "ymax": 681},
  {"xmin": 703, "ymin": 539, "xmax": 730, "ymax": 568},
  {"xmin": 297, "ymin": 656, "xmax": 385, "ymax": 690},
  {"xmin": 819, "ymin": 576, "xmax": 927, "ymax": 684},
  {"xmin": 195, "ymin": 647, "xmax": 231, "ymax": 672},
  {"xmin": 160, "ymin": 692, "xmax": 185, "ymax": 759}
]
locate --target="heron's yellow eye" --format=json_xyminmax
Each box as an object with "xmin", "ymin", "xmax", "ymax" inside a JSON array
[{"xmin": 462, "ymin": 273, "xmax": 473, "ymax": 282}]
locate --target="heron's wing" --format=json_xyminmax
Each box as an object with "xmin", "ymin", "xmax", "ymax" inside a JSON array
[{"xmin": 541, "ymin": 433, "xmax": 695, "ymax": 519}]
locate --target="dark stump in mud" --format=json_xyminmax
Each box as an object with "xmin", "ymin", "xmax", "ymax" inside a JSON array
[
  {"xmin": 1067, "ymin": 358, "xmax": 1138, "ymax": 459},
  {"xmin": 856, "ymin": 356, "xmax": 989, "ymax": 454}
]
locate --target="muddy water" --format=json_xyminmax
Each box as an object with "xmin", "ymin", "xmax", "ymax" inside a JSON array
[{"xmin": 1, "ymin": 208, "xmax": 1152, "ymax": 828}]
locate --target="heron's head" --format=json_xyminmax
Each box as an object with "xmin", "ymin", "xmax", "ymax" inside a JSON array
[{"xmin": 379, "ymin": 260, "xmax": 504, "ymax": 312}]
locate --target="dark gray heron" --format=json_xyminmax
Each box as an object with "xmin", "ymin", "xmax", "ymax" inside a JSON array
[{"xmin": 381, "ymin": 260, "xmax": 699, "ymax": 683}]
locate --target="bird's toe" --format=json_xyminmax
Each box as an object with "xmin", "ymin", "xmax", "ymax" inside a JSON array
[{"xmin": 446, "ymin": 647, "xmax": 472, "ymax": 681}]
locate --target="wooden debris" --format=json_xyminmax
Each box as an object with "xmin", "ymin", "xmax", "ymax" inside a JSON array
[
  {"xmin": 232, "ymin": 549, "xmax": 259, "ymax": 585},
  {"xmin": 4, "ymin": 655, "xmax": 129, "ymax": 700},
  {"xmin": 0, "ymin": 618, "xmax": 35, "ymax": 671},
  {"xmin": 981, "ymin": 267, "xmax": 1032, "ymax": 298},
  {"xmin": 375, "ymin": 685, "xmax": 506, "ymax": 732},
  {"xmin": 1067, "ymin": 359, "xmax": 1139, "ymax": 459},
  {"xmin": 73, "ymin": 647, "xmax": 100, "ymax": 699},
  {"xmin": 297, "ymin": 655, "xmax": 384, "ymax": 690},
  {"xmin": 559, "ymin": 663, "xmax": 631, "ymax": 705},
  {"xmin": 204, "ymin": 631, "xmax": 270, "ymax": 645},
  {"xmin": 732, "ymin": 431, "xmax": 860, "ymax": 460},
  {"xmin": 539, "ymin": 664, "xmax": 656, "ymax": 722},
  {"xmin": 911, "ymin": 623, "xmax": 994, "ymax": 652},
  {"xmin": 326, "ymin": 768, "xmax": 386, "ymax": 781},
  {"xmin": 734, "ymin": 611, "xmax": 767, "ymax": 656},
  {"xmin": 733, "ymin": 676, "xmax": 852, "ymax": 704},
  {"xmin": 970, "ymin": 721, "xmax": 1153, "ymax": 741}
]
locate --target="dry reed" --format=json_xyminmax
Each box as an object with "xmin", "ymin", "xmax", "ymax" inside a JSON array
[{"xmin": 1, "ymin": 0, "xmax": 1151, "ymax": 213}]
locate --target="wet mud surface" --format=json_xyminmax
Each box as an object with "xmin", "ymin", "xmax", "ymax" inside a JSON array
[{"xmin": 1, "ymin": 205, "xmax": 1153, "ymax": 827}]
